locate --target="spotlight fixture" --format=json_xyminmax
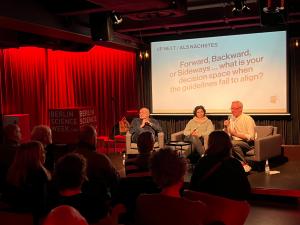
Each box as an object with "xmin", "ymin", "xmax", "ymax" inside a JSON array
[
  {"xmin": 139, "ymin": 50, "xmax": 150, "ymax": 61},
  {"xmin": 232, "ymin": 0, "xmax": 250, "ymax": 14},
  {"xmin": 263, "ymin": 0, "xmax": 285, "ymax": 13},
  {"xmin": 111, "ymin": 11, "xmax": 123, "ymax": 25},
  {"xmin": 144, "ymin": 50, "xmax": 149, "ymax": 59}
]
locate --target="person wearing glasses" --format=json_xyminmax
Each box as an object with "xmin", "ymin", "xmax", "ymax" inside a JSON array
[{"xmin": 224, "ymin": 100, "xmax": 255, "ymax": 172}]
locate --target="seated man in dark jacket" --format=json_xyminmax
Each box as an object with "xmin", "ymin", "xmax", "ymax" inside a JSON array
[{"xmin": 129, "ymin": 107, "xmax": 162, "ymax": 143}]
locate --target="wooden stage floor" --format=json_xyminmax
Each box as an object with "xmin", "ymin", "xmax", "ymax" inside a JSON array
[
  {"xmin": 249, "ymin": 160, "xmax": 300, "ymax": 197},
  {"xmin": 110, "ymin": 145, "xmax": 300, "ymax": 198}
]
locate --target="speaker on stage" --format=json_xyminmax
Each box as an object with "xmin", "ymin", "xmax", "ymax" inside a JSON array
[{"xmin": 89, "ymin": 13, "xmax": 113, "ymax": 41}]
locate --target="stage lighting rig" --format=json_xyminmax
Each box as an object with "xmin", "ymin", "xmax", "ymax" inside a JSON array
[{"xmin": 232, "ymin": 0, "xmax": 250, "ymax": 14}]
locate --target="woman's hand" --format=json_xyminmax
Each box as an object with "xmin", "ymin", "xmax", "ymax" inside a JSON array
[{"xmin": 191, "ymin": 128, "xmax": 198, "ymax": 136}]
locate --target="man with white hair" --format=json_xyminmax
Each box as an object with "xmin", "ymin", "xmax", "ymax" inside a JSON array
[
  {"xmin": 31, "ymin": 125, "xmax": 52, "ymax": 147},
  {"xmin": 31, "ymin": 125, "xmax": 57, "ymax": 171},
  {"xmin": 129, "ymin": 107, "xmax": 162, "ymax": 143},
  {"xmin": 224, "ymin": 100, "xmax": 255, "ymax": 172}
]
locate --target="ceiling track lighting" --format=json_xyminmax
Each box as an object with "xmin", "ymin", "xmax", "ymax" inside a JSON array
[
  {"xmin": 111, "ymin": 11, "xmax": 123, "ymax": 25},
  {"xmin": 139, "ymin": 50, "xmax": 150, "ymax": 61},
  {"xmin": 232, "ymin": 0, "xmax": 250, "ymax": 14},
  {"xmin": 263, "ymin": 0, "xmax": 285, "ymax": 13}
]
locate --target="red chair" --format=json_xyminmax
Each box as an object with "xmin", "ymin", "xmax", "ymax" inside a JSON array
[
  {"xmin": 183, "ymin": 190, "xmax": 250, "ymax": 225},
  {"xmin": 135, "ymin": 193, "xmax": 207, "ymax": 225},
  {"xmin": 0, "ymin": 211, "xmax": 33, "ymax": 225}
]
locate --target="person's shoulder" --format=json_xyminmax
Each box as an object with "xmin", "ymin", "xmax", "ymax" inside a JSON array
[
  {"xmin": 132, "ymin": 117, "xmax": 140, "ymax": 122},
  {"xmin": 94, "ymin": 151, "xmax": 111, "ymax": 160},
  {"xmin": 206, "ymin": 117, "xmax": 213, "ymax": 123},
  {"xmin": 242, "ymin": 113, "xmax": 253, "ymax": 119},
  {"xmin": 150, "ymin": 117, "xmax": 158, "ymax": 122},
  {"xmin": 188, "ymin": 117, "xmax": 196, "ymax": 123}
]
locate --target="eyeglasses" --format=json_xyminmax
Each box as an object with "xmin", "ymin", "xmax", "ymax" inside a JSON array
[{"xmin": 231, "ymin": 107, "xmax": 241, "ymax": 110}]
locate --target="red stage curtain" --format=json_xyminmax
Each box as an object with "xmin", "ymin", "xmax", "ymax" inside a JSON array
[{"xmin": 0, "ymin": 46, "xmax": 137, "ymax": 136}]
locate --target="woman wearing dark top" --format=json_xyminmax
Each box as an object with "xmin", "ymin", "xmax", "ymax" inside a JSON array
[
  {"xmin": 4, "ymin": 141, "xmax": 51, "ymax": 224},
  {"xmin": 189, "ymin": 130, "xmax": 251, "ymax": 200}
]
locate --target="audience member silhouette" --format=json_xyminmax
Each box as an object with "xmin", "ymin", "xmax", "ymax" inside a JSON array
[
  {"xmin": 74, "ymin": 125, "xmax": 120, "ymax": 201},
  {"xmin": 43, "ymin": 205, "xmax": 88, "ymax": 225},
  {"xmin": 31, "ymin": 125, "xmax": 52, "ymax": 147},
  {"xmin": 4, "ymin": 141, "xmax": 51, "ymax": 224},
  {"xmin": 189, "ymin": 130, "xmax": 251, "ymax": 200},
  {"xmin": 31, "ymin": 125, "xmax": 56, "ymax": 172},
  {"xmin": 125, "ymin": 131, "xmax": 154, "ymax": 175},
  {"xmin": 0, "ymin": 124, "xmax": 22, "ymax": 191},
  {"xmin": 118, "ymin": 133, "xmax": 158, "ymax": 224},
  {"xmin": 48, "ymin": 153, "xmax": 110, "ymax": 224},
  {"xmin": 134, "ymin": 148, "xmax": 207, "ymax": 225}
]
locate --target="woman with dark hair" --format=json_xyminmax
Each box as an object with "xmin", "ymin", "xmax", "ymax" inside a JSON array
[
  {"xmin": 189, "ymin": 130, "xmax": 251, "ymax": 200},
  {"xmin": 183, "ymin": 105, "xmax": 214, "ymax": 156},
  {"xmin": 4, "ymin": 141, "xmax": 51, "ymax": 224}
]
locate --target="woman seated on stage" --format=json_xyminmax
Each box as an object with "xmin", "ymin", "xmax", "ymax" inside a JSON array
[{"xmin": 183, "ymin": 105, "xmax": 214, "ymax": 157}]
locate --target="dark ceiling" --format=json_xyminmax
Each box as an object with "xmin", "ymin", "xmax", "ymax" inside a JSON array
[{"xmin": 0, "ymin": 0, "xmax": 299, "ymax": 50}]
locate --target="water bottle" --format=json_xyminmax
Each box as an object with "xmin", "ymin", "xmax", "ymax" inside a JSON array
[{"xmin": 265, "ymin": 159, "xmax": 270, "ymax": 174}]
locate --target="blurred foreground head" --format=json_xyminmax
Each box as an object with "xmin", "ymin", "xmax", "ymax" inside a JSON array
[{"xmin": 43, "ymin": 205, "xmax": 88, "ymax": 225}]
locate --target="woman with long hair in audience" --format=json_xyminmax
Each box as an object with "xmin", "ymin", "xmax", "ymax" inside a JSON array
[
  {"xmin": 4, "ymin": 141, "xmax": 51, "ymax": 224},
  {"xmin": 189, "ymin": 130, "xmax": 251, "ymax": 200}
]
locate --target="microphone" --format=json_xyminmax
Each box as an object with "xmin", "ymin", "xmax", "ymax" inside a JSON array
[
  {"xmin": 228, "ymin": 115, "xmax": 236, "ymax": 130},
  {"xmin": 228, "ymin": 115, "xmax": 237, "ymax": 122}
]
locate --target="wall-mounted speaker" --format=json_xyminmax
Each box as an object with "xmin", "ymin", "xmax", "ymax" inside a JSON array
[{"xmin": 89, "ymin": 13, "xmax": 113, "ymax": 41}]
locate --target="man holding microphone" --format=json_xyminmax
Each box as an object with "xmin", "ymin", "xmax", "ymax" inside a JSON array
[{"xmin": 224, "ymin": 100, "xmax": 256, "ymax": 172}]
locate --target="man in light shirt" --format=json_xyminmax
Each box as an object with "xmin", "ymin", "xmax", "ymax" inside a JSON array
[{"xmin": 224, "ymin": 100, "xmax": 256, "ymax": 171}]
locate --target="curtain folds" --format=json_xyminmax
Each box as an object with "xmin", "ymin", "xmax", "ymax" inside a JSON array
[{"xmin": 0, "ymin": 46, "xmax": 137, "ymax": 136}]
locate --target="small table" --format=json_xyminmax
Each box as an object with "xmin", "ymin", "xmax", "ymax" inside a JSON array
[{"xmin": 166, "ymin": 141, "xmax": 192, "ymax": 156}]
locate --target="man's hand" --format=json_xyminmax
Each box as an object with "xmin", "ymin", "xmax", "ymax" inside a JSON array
[
  {"xmin": 229, "ymin": 127, "xmax": 238, "ymax": 136},
  {"xmin": 140, "ymin": 119, "xmax": 151, "ymax": 128},
  {"xmin": 191, "ymin": 128, "xmax": 199, "ymax": 137},
  {"xmin": 224, "ymin": 119, "xmax": 230, "ymax": 127}
]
